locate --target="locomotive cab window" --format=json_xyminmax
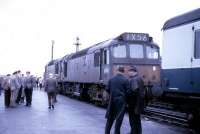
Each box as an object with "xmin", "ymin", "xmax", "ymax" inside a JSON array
[
  {"xmin": 113, "ymin": 45, "xmax": 126, "ymax": 58},
  {"xmin": 146, "ymin": 46, "xmax": 159, "ymax": 59},
  {"xmin": 129, "ymin": 44, "xmax": 144, "ymax": 58},
  {"xmin": 194, "ymin": 30, "xmax": 200, "ymax": 59}
]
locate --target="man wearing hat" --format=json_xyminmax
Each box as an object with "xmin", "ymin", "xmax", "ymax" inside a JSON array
[
  {"xmin": 105, "ymin": 66, "xmax": 129, "ymax": 134},
  {"xmin": 127, "ymin": 65, "xmax": 145, "ymax": 134}
]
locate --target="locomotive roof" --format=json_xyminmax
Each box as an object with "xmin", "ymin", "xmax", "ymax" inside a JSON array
[
  {"xmin": 69, "ymin": 40, "xmax": 114, "ymax": 59},
  {"xmin": 47, "ymin": 58, "xmax": 62, "ymax": 66},
  {"xmin": 163, "ymin": 8, "xmax": 200, "ymax": 30}
]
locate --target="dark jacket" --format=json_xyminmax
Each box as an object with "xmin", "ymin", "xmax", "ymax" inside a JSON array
[
  {"xmin": 127, "ymin": 75, "xmax": 145, "ymax": 114},
  {"xmin": 105, "ymin": 73, "xmax": 129, "ymax": 118},
  {"xmin": 44, "ymin": 78, "xmax": 58, "ymax": 93},
  {"xmin": 24, "ymin": 76, "xmax": 34, "ymax": 89}
]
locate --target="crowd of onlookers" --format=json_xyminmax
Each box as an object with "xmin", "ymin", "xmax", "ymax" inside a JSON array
[
  {"xmin": 0, "ymin": 70, "xmax": 43, "ymax": 108},
  {"xmin": 0, "ymin": 71, "xmax": 58, "ymax": 110}
]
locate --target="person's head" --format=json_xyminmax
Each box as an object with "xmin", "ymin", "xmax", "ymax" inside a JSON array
[
  {"xmin": 6, "ymin": 74, "xmax": 11, "ymax": 79},
  {"xmin": 117, "ymin": 66, "xmax": 125, "ymax": 75},
  {"xmin": 13, "ymin": 71, "xmax": 17, "ymax": 76},
  {"xmin": 48, "ymin": 73, "xmax": 54, "ymax": 79},
  {"xmin": 26, "ymin": 71, "xmax": 30, "ymax": 76},
  {"xmin": 128, "ymin": 65, "xmax": 138, "ymax": 77},
  {"xmin": 17, "ymin": 70, "xmax": 21, "ymax": 74}
]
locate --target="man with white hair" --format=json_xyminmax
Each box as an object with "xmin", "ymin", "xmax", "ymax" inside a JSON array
[{"xmin": 44, "ymin": 73, "xmax": 58, "ymax": 109}]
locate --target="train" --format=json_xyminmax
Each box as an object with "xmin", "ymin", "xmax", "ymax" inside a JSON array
[
  {"xmin": 44, "ymin": 32, "xmax": 161, "ymax": 104},
  {"xmin": 44, "ymin": 9, "xmax": 200, "ymax": 132},
  {"xmin": 161, "ymin": 8, "xmax": 200, "ymax": 131}
]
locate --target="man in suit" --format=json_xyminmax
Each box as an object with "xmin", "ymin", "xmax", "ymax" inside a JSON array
[
  {"xmin": 2, "ymin": 74, "xmax": 11, "ymax": 107},
  {"xmin": 127, "ymin": 66, "xmax": 145, "ymax": 134},
  {"xmin": 24, "ymin": 71, "xmax": 34, "ymax": 106},
  {"xmin": 105, "ymin": 66, "xmax": 129, "ymax": 134},
  {"xmin": 10, "ymin": 71, "xmax": 20, "ymax": 107},
  {"xmin": 16, "ymin": 70, "xmax": 23, "ymax": 104}
]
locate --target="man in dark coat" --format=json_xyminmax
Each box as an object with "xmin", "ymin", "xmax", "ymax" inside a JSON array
[
  {"xmin": 127, "ymin": 66, "xmax": 145, "ymax": 134},
  {"xmin": 24, "ymin": 71, "xmax": 34, "ymax": 106},
  {"xmin": 2, "ymin": 74, "xmax": 11, "ymax": 107},
  {"xmin": 105, "ymin": 66, "xmax": 129, "ymax": 134}
]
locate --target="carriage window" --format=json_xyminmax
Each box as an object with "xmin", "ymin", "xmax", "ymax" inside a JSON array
[
  {"xmin": 194, "ymin": 30, "xmax": 200, "ymax": 59},
  {"xmin": 94, "ymin": 52, "xmax": 100, "ymax": 67},
  {"xmin": 113, "ymin": 45, "xmax": 126, "ymax": 58},
  {"xmin": 146, "ymin": 46, "xmax": 159, "ymax": 59},
  {"xmin": 130, "ymin": 44, "xmax": 144, "ymax": 58},
  {"xmin": 64, "ymin": 62, "xmax": 68, "ymax": 77}
]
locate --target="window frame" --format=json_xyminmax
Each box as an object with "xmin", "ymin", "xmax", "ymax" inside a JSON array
[
  {"xmin": 112, "ymin": 44, "xmax": 127, "ymax": 58},
  {"xmin": 129, "ymin": 44, "xmax": 144, "ymax": 59},
  {"xmin": 146, "ymin": 45, "xmax": 159, "ymax": 59}
]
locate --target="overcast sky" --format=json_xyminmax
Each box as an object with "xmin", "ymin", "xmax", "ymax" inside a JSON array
[{"xmin": 0, "ymin": 0, "xmax": 199, "ymax": 76}]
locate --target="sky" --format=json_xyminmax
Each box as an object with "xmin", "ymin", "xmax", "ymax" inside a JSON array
[{"xmin": 0, "ymin": 0, "xmax": 199, "ymax": 76}]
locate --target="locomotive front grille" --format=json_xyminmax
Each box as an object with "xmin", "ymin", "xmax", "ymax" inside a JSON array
[{"xmin": 112, "ymin": 65, "xmax": 161, "ymax": 86}]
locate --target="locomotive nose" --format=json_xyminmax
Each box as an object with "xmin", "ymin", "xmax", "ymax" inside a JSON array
[{"xmin": 137, "ymin": 65, "xmax": 161, "ymax": 86}]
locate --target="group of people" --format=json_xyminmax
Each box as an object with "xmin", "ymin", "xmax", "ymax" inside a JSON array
[
  {"xmin": 1, "ymin": 70, "xmax": 35, "ymax": 108},
  {"xmin": 105, "ymin": 65, "xmax": 145, "ymax": 134}
]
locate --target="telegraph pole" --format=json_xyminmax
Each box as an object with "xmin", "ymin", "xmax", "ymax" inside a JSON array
[
  {"xmin": 51, "ymin": 40, "xmax": 54, "ymax": 61},
  {"xmin": 74, "ymin": 37, "xmax": 81, "ymax": 52}
]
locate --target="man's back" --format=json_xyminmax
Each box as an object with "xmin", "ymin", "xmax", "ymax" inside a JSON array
[
  {"xmin": 105, "ymin": 72, "xmax": 129, "ymax": 134},
  {"xmin": 45, "ymin": 78, "xmax": 57, "ymax": 93},
  {"xmin": 107, "ymin": 74, "xmax": 129, "ymax": 99}
]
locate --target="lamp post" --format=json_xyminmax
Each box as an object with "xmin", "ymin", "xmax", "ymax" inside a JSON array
[
  {"xmin": 51, "ymin": 40, "xmax": 54, "ymax": 61},
  {"xmin": 74, "ymin": 37, "xmax": 81, "ymax": 52}
]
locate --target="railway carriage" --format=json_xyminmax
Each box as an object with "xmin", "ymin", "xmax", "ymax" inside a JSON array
[
  {"xmin": 162, "ymin": 8, "xmax": 200, "ymax": 131},
  {"xmin": 162, "ymin": 9, "xmax": 200, "ymax": 103}
]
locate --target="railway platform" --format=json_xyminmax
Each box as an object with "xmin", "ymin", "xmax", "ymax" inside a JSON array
[{"xmin": 0, "ymin": 89, "xmax": 190, "ymax": 134}]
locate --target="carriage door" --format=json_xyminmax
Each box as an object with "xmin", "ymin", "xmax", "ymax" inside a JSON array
[
  {"xmin": 100, "ymin": 48, "xmax": 110, "ymax": 81},
  {"xmin": 192, "ymin": 27, "xmax": 200, "ymax": 90}
]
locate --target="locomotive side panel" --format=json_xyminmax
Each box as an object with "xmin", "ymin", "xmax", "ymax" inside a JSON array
[{"xmin": 66, "ymin": 53, "xmax": 101, "ymax": 83}]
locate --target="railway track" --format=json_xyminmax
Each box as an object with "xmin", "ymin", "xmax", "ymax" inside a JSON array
[{"xmin": 144, "ymin": 102, "xmax": 189, "ymax": 128}]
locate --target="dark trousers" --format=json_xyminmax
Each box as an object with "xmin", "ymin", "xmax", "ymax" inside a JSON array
[
  {"xmin": 4, "ymin": 89, "xmax": 11, "ymax": 107},
  {"xmin": 128, "ymin": 108, "xmax": 142, "ymax": 134},
  {"xmin": 25, "ymin": 88, "xmax": 33, "ymax": 105},
  {"xmin": 105, "ymin": 101, "xmax": 126, "ymax": 134},
  {"xmin": 16, "ymin": 87, "xmax": 22, "ymax": 103},
  {"xmin": 47, "ymin": 92, "xmax": 55, "ymax": 106}
]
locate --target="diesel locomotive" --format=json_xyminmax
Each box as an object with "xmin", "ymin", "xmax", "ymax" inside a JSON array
[{"xmin": 44, "ymin": 32, "xmax": 161, "ymax": 104}]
